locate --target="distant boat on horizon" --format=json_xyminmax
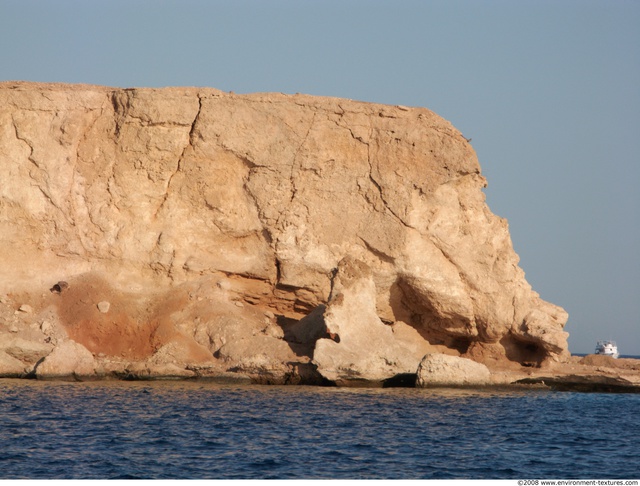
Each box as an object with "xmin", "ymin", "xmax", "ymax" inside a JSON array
[{"xmin": 595, "ymin": 340, "xmax": 619, "ymax": 359}]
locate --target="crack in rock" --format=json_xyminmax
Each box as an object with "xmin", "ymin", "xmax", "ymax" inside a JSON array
[{"xmin": 153, "ymin": 94, "xmax": 203, "ymax": 218}]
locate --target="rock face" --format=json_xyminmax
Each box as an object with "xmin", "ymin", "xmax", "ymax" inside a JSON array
[
  {"xmin": 0, "ymin": 81, "xmax": 569, "ymax": 383},
  {"xmin": 312, "ymin": 257, "xmax": 436, "ymax": 385}
]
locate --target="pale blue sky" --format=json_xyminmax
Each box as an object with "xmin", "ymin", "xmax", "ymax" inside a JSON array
[{"xmin": 2, "ymin": 0, "xmax": 638, "ymax": 354}]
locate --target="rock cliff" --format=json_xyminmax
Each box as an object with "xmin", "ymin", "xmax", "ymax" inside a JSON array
[{"xmin": 0, "ymin": 81, "xmax": 569, "ymax": 384}]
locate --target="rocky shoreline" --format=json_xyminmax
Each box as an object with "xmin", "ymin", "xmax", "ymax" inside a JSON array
[
  {"xmin": 1, "ymin": 286, "xmax": 638, "ymax": 392},
  {"xmin": 0, "ymin": 82, "xmax": 620, "ymax": 392}
]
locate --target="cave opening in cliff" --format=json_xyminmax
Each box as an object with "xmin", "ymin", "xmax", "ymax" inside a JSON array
[
  {"xmin": 500, "ymin": 335, "xmax": 546, "ymax": 367},
  {"xmin": 449, "ymin": 337, "xmax": 472, "ymax": 354},
  {"xmin": 382, "ymin": 373, "xmax": 417, "ymax": 388}
]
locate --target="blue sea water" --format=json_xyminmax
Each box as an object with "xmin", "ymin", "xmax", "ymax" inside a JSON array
[{"xmin": 1, "ymin": 379, "xmax": 638, "ymax": 479}]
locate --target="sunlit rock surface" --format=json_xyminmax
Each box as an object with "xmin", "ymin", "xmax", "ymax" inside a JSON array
[{"xmin": 0, "ymin": 81, "xmax": 570, "ymax": 384}]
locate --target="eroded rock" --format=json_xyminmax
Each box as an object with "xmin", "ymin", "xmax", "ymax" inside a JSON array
[
  {"xmin": 313, "ymin": 257, "xmax": 432, "ymax": 385},
  {"xmin": 35, "ymin": 340, "xmax": 97, "ymax": 379},
  {"xmin": 1, "ymin": 336, "xmax": 53, "ymax": 364},
  {"xmin": 0, "ymin": 350, "xmax": 28, "ymax": 377},
  {"xmin": 0, "ymin": 82, "xmax": 570, "ymax": 382}
]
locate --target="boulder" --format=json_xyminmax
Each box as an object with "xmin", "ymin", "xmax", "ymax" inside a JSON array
[
  {"xmin": 35, "ymin": 340, "xmax": 97, "ymax": 379},
  {"xmin": 0, "ymin": 350, "xmax": 28, "ymax": 377},
  {"xmin": 416, "ymin": 353, "xmax": 491, "ymax": 387},
  {"xmin": 216, "ymin": 335, "xmax": 304, "ymax": 384},
  {"xmin": 97, "ymin": 301, "xmax": 110, "ymax": 313},
  {"xmin": 1, "ymin": 336, "xmax": 53, "ymax": 364}
]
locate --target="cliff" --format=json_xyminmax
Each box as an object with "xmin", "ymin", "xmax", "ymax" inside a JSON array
[{"xmin": 0, "ymin": 81, "xmax": 570, "ymax": 384}]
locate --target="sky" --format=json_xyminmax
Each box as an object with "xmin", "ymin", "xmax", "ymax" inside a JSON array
[{"xmin": 1, "ymin": 0, "xmax": 638, "ymax": 355}]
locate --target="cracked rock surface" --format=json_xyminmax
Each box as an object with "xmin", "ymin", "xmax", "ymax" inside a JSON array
[{"xmin": 0, "ymin": 82, "xmax": 569, "ymax": 384}]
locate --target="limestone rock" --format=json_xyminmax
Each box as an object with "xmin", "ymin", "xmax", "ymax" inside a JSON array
[
  {"xmin": 35, "ymin": 340, "xmax": 97, "ymax": 379},
  {"xmin": 0, "ymin": 350, "xmax": 28, "ymax": 377},
  {"xmin": 216, "ymin": 335, "xmax": 303, "ymax": 384},
  {"xmin": 40, "ymin": 320, "xmax": 53, "ymax": 335},
  {"xmin": 125, "ymin": 361, "xmax": 196, "ymax": 380},
  {"xmin": 145, "ymin": 363, "xmax": 196, "ymax": 379},
  {"xmin": 97, "ymin": 301, "xmax": 110, "ymax": 313},
  {"xmin": 578, "ymin": 355, "xmax": 640, "ymax": 372},
  {"xmin": 313, "ymin": 257, "xmax": 430, "ymax": 385},
  {"xmin": 0, "ymin": 81, "xmax": 570, "ymax": 381},
  {"xmin": 147, "ymin": 340, "xmax": 214, "ymax": 369},
  {"xmin": 416, "ymin": 353, "xmax": 491, "ymax": 387},
  {"xmin": 1, "ymin": 336, "xmax": 53, "ymax": 364}
]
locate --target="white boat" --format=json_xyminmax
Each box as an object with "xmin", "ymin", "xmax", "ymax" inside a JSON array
[{"xmin": 595, "ymin": 340, "xmax": 619, "ymax": 358}]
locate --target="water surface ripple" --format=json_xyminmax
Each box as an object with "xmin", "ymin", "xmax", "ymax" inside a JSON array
[{"xmin": 1, "ymin": 379, "xmax": 638, "ymax": 479}]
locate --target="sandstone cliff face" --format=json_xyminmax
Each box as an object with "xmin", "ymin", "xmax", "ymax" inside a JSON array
[{"xmin": 0, "ymin": 82, "xmax": 569, "ymax": 383}]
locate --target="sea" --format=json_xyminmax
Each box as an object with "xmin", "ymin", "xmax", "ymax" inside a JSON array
[{"xmin": 1, "ymin": 375, "xmax": 639, "ymax": 480}]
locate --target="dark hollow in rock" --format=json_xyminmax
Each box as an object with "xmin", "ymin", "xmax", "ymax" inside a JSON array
[{"xmin": 50, "ymin": 281, "xmax": 69, "ymax": 294}]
